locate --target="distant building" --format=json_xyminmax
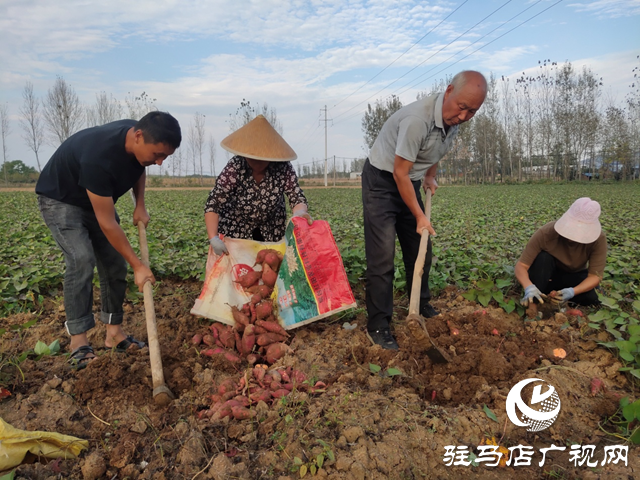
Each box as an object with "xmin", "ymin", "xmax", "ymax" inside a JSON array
[{"xmin": 350, "ymin": 172, "xmax": 362, "ymax": 180}]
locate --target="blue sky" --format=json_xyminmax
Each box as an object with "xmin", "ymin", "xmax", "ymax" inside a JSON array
[{"xmin": 1, "ymin": 0, "xmax": 639, "ymax": 175}]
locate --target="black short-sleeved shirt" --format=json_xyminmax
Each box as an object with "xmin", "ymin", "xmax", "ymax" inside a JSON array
[{"xmin": 36, "ymin": 120, "xmax": 144, "ymax": 209}]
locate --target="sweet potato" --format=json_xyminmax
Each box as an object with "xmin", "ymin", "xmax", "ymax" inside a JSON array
[
  {"xmin": 235, "ymin": 270, "xmax": 262, "ymax": 289},
  {"xmin": 257, "ymin": 285, "xmax": 273, "ymax": 298},
  {"xmin": 246, "ymin": 353, "xmax": 261, "ymax": 365},
  {"xmin": 241, "ymin": 302, "xmax": 251, "ymax": 316},
  {"xmin": 249, "ymin": 302, "xmax": 257, "ymax": 323},
  {"xmin": 209, "ymin": 324, "xmax": 220, "ymax": 340},
  {"xmin": 219, "ymin": 327, "xmax": 236, "ymax": 350},
  {"xmin": 191, "ymin": 333, "xmax": 203, "ymax": 345},
  {"xmin": 240, "ymin": 324, "xmax": 256, "ymax": 356},
  {"xmin": 255, "ymin": 300, "xmax": 273, "ymax": 320},
  {"xmin": 253, "ymin": 325, "xmax": 267, "ymax": 334},
  {"xmin": 232, "ymin": 395, "xmax": 251, "ymax": 407},
  {"xmin": 269, "ymin": 380, "xmax": 282, "ymax": 391},
  {"xmin": 254, "ymin": 249, "xmax": 269, "ymax": 266},
  {"xmin": 250, "ymin": 293, "xmax": 263, "ymax": 305},
  {"xmin": 263, "ymin": 251, "xmax": 281, "ymax": 271},
  {"xmin": 232, "ymin": 406, "xmax": 256, "ymax": 420},
  {"xmin": 255, "ymin": 319, "xmax": 288, "ymax": 337},
  {"xmin": 291, "ymin": 370, "xmax": 306, "ymax": 385},
  {"xmin": 257, "ymin": 333, "xmax": 288, "ymax": 346},
  {"xmin": 217, "ymin": 378, "xmax": 238, "ymax": 396},
  {"xmin": 250, "ymin": 389, "xmax": 272, "ymax": 404},
  {"xmin": 261, "ymin": 263, "xmax": 277, "ymax": 288},
  {"xmin": 280, "ymin": 369, "xmax": 291, "ymax": 383},
  {"xmin": 231, "ymin": 306, "xmax": 250, "ymax": 328},
  {"xmin": 265, "ymin": 342, "xmax": 292, "ymax": 364},
  {"xmin": 271, "ymin": 389, "xmax": 290, "ymax": 399},
  {"xmin": 253, "ymin": 365, "xmax": 266, "ymax": 383},
  {"xmin": 223, "ymin": 351, "xmax": 242, "ymax": 363},
  {"xmin": 201, "ymin": 347, "xmax": 225, "ymax": 357},
  {"xmin": 268, "ymin": 369, "xmax": 282, "ymax": 383},
  {"xmin": 202, "ymin": 334, "xmax": 215, "ymax": 346}
]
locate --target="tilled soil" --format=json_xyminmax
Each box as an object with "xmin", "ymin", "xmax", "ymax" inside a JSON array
[{"xmin": 1, "ymin": 280, "xmax": 637, "ymax": 479}]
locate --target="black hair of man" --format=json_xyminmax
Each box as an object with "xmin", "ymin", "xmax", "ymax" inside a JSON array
[{"xmin": 135, "ymin": 111, "xmax": 182, "ymax": 149}]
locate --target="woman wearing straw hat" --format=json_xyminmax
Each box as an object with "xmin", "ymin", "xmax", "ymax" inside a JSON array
[
  {"xmin": 516, "ymin": 197, "xmax": 607, "ymax": 307},
  {"xmin": 204, "ymin": 115, "xmax": 312, "ymax": 252}
]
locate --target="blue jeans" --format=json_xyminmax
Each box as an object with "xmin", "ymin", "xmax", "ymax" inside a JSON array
[
  {"xmin": 38, "ymin": 195, "xmax": 128, "ymax": 335},
  {"xmin": 362, "ymin": 159, "xmax": 432, "ymax": 331},
  {"xmin": 528, "ymin": 251, "xmax": 600, "ymax": 306}
]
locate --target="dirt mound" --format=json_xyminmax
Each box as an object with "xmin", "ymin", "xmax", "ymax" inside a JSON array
[{"xmin": 1, "ymin": 281, "xmax": 636, "ymax": 479}]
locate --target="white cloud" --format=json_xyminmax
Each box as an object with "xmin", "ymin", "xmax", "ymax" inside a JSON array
[{"xmin": 568, "ymin": 0, "xmax": 640, "ymax": 18}]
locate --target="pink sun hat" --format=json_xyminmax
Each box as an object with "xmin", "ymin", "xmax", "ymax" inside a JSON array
[{"xmin": 554, "ymin": 197, "xmax": 602, "ymax": 244}]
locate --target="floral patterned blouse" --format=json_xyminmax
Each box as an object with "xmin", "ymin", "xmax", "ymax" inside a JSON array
[{"xmin": 204, "ymin": 156, "xmax": 308, "ymax": 242}]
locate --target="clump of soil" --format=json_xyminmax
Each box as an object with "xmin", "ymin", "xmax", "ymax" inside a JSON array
[{"xmin": 0, "ymin": 281, "xmax": 636, "ymax": 479}]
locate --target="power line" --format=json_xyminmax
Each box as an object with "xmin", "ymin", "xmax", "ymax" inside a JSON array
[
  {"xmin": 331, "ymin": 0, "xmax": 514, "ymax": 123},
  {"xmin": 331, "ymin": 0, "xmax": 472, "ymax": 110},
  {"xmin": 331, "ymin": 0, "xmax": 561, "ymax": 128},
  {"xmin": 394, "ymin": 0, "xmax": 544, "ymax": 95}
]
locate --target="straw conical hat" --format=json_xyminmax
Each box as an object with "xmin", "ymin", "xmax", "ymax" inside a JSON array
[{"xmin": 220, "ymin": 115, "xmax": 297, "ymax": 162}]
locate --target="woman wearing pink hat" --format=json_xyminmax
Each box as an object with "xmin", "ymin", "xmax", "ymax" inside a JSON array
[{"xmin": 515, "ymin": 197, "xmax": 607, "ymax": 307}]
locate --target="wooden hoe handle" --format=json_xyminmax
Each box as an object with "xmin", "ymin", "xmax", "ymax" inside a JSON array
[
  {"xmin": 408, "ymin": 189, "xmax": 432, "ymax": 316},
  {"xmin": 137, "ymin": 222, "xmax": 174, "ymax": 406}
]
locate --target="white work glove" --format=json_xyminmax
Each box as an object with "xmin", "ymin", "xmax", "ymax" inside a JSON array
[
  {"xmin": 293, "ymin": 211, "xmax": 313, "ymax": 225},
  {"xmin": 209, "ymin": 236, "xmax": 228, "ymax": 255},
  {"xmin": 521, "ymin": 284, "xmax": 544, "ymax": 306},
  {"xmin": 551, "ymin": 287, "xmax": 575, "ymax": 305}
]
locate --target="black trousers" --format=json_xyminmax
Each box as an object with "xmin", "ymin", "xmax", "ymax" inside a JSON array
[
  {"xmin": 528, "ymin": 251, "xmax": 600, "ymax": 306},
  {"xmin": 362, "ymin": 159, "xmax": 432, "ymax": 331}
]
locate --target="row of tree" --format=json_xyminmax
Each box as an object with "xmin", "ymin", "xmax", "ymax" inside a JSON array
[
  {"xmin": 0, "ymin": 78, "xmax": 286, "ymax": 184},
  {"xmin": 361, "ymin": 58, "xmax": 640, "ymax": 183}
]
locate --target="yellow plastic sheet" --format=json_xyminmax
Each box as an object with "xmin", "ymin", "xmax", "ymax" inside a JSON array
[{"xmin": 0, "ymin": 418, "xmax": 88, "ymax": 471}]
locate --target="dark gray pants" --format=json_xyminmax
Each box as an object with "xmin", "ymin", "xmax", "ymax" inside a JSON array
[
  {"xmin": 362, "ymin": 159, "xmax": 432, "ymax": 331},
  {"xmin": 38, "ymin": 195, "xmax": 128, "ymax": 335}
]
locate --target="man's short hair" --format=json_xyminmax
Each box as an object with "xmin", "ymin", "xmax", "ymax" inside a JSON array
[
  {"xmin": 135, "ymin": 111, "xmax": 182, "ymax": 149},
  {"xmin": 450, "ymin": 70, "xmax": 487, "ymax": 92}
]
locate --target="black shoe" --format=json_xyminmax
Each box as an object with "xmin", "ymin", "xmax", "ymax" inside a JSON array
[
  {"xmin": 366, "ymin": 328, "xmax": 399, "ymax": 350},
  {"xmin": 420, "ymin": 303, "xmax": 440, "ymax": 318}
]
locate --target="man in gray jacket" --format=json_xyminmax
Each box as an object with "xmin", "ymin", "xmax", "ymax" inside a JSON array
[{"xmin": 363, "ymin": 70, "xmax": 487, "ymax": 349}]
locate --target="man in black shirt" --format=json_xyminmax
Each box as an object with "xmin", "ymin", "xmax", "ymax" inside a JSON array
[{"xmin": 36, "ymin": 111, "xmax": 181, "ymax": 369}]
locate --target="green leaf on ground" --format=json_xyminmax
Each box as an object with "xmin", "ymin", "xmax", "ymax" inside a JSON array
[{"xmin": 483, "ymin": 404, "xmax": 498, "ymax": 422}]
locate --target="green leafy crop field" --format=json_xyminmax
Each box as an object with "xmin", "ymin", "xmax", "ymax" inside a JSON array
[{"xmin": 2, "ymin": 184, "xmax": 639, "ymax": 370}]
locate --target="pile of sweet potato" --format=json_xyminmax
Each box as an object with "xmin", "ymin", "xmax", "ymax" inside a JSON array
[
  {"xmin": 199, "ymin": 365, "xmax": 327, "ymax": 420},
  {"xmin": 191, "ymin": 248, "xmax": 292, "ymax": 365}
]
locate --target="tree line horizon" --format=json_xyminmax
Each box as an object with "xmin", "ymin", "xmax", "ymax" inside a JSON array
[{"xmin": 1, "ymin": 57, "xmax": 639, "ymax": 185}]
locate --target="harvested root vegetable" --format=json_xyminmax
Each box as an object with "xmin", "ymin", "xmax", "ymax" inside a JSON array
[
  {"xmin": 219, "ymin": 327, "xmax": 236, "ymax": 350},
  {"xmin": 271, "ymin": 389, "xmax": 290, "ymax": 399},
  {"xmin": 566, "ymin": 308, "xmax": 584, "ymax": 317},
  {"xmin": 202, "ymin": 334, "xmax": 215, "ymax": 346},
  {"xmin": 246, "ymin": 353, "xmax": 261, "ymax": 365},
  {"xmin": 249, "ymin": 389, "xmax": 272, "ymax": 404},
  {"xmin": 240, "ymin": 325, "xmax": 256, "ymax": 356},
  {"xmin": 257, "ymin": 333, "xmax": 288, "ymax": 346},
  {"xmin": 255, "ymin": 300, "xmax": 273, "ymax": 320},
  {"xmin": 191, "ymin": 334, "xmax": 203, "ymax": 346},
  {"xmin": 232, "ymin": 406, "xmax": 256, "ymax": 419},
  {"xmin": 250, "ymin": 293, "xmax": 263, "ymax": 305},
  {"xmin": 230, "ymin": 306, "xmax": 250, "ymax": 328},
  {"xmin": 235, "ymin": 270, "xmax": 262, "ymax": 289},
  {"xmin": 263, "ymin": 251, "xmax": 281, "ymax": 271},
  {"xmin": 261, "ymin": 263, "xmax": 277, "ymax": 288},
  {"xmin": 590, "ymin": 377, "xmax": 605, "ymax": 396},
  {"xmin": 265, "ymin": 342, "xmax": 292, "ymax": 364},
  {"xmin": 269, "ymin": 369, "xmax": 282, "ymax": 383},
  {"xmin": 255, "ymin": 319, "xmax": 288, "ymax": 337},
  {"xmin": 553, "ymin": 348, "xmax": 567, "ymax": 359},
  {"xmin": 201, "ymin": 347, "xmax": 225, "ymax": 357},
  {"xmin": 223, "ymin": 351, "xmax": 242, "ymax": 363}
]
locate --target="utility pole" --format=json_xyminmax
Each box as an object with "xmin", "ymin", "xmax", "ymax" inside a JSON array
[
  {"xmin": 320, "ymin": 105, "xmax": 332, "ymax": 187},
  {"xmin": 333, "ymin": 155, "xmax": 336, "ymax": 186}
]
